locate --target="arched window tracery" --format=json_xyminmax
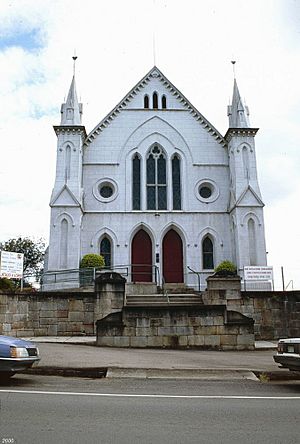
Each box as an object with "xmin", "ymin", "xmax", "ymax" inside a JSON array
[{"xmin": 146, "ymin": 145, "xmax": 167, "ymax": 210}]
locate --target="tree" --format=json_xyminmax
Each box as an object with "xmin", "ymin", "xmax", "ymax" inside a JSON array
[{"xmin": 0, "ymin": 237, "xmax": 45, "ymax": 276}]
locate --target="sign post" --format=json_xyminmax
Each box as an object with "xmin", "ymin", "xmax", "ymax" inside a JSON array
[
  {"xmin": 243, "ymin": 266, "xmax": 274, "ymax": 290},
  {"xmin": 0, "ymin": 251, "xmax": 24, "ymax": 287}
]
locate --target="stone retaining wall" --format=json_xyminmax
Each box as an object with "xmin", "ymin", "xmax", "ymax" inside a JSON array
[
  {"xmin": 0, "ymin": 292, "xmax": 95, "ymax": 337},
  {"xmin": 96, "ymin": 306, "xmax": 255, "ymax": 350}
]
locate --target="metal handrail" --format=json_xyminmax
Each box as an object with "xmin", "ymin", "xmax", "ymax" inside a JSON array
[
  {"xmin": 41, "ymin": 264, "xmax": 161, "ymax": 287},
  {"xmin": 285, "ymin": 280, "xmax": 294, "ymax": 291},
  {"xmin": 187, "ymin": 266, "xmax": 201, "ymax": 292}
]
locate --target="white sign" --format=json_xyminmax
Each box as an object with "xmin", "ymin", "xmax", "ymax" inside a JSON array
[
  {"xmin": 244, "ymin": 266, "xmax": 273, "ymax": 281},
  {"xmin": 0, "ymin": 251, "xmax": 24, "ymax": 279}
]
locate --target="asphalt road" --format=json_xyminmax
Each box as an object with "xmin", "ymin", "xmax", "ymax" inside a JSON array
[{"xmin": 0, "ymin": 375, "xmax": 300, "ymax": 444}]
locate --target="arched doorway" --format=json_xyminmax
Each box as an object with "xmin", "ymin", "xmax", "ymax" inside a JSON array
[
  {"xmin": 131, "ymin": 229, "xmax": 153, "ymax": 282},
  {"xmin": 163, "ymin": 229, "xmax": 184, "ymax": 283}
]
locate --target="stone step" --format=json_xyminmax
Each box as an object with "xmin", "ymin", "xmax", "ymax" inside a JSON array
[{"xmin": 125, "ymin": 293, "xmax": 203, "ymax": 306}]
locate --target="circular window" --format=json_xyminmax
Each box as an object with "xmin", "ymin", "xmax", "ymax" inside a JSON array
[
  {"xmin": 99, "ymin": 184, "xmax": 113, "ymax": 198},
  {"xmin": 199, "ymin": 186, "xmax": 212, "ymax": 199},
  {"xmin": 195, "ymin": 179, "xmax": 219, "ymax": 203},
  {"xmin": 93, "ymin": 178, "xmax": 118, "ymax": 203}
]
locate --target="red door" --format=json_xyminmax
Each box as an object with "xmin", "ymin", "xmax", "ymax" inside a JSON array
[
  {"xmin": 131, "ymin": 229, "xmax": 152, "ymax": 282},
  {"xmin": 163, "ymin": 229, "xmax": 184, "ymax": 283}
]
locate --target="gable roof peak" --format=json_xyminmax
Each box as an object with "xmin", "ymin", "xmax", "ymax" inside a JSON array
[{"xmin": 85, "ymin": 65, "xmax": 227, "ymax": 147}]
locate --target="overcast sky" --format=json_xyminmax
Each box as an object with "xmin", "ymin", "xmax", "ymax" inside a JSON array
[{"xmin": 0, "ymin": 0, "xmax": 299, "ymax": 289}]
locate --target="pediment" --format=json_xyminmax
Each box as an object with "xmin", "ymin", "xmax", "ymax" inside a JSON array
[
  {"xmin": 84, "ymin": 66, "xmax": 227, "ymax": 148},
  {"xmin": 50, "ymin": 185, "xmax": 80, "ymax": 207},
  {"xmin": 236, "ymin": 186, "xmax": 264, "ymax": 207}
]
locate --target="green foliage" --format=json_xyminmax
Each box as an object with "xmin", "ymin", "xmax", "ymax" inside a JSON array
[
  {"xmin": 0, "ymin": 237, "xmax": 45, "ymax": 276},
  {"xmin": 80, "ymin": 254, "xmax": 105, "ymax": 268},
  {"xmin": 0, "ymin": 277, "xmax": 16, "ymax": 292},
  {"xmin": 214, "ymin": 260, "xmax": 237, "ymax": 274}
]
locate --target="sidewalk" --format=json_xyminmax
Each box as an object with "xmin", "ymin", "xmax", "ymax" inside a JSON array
[{"xmin": 20, "ymin": 336, "xmax": 292, "ymax": 381}]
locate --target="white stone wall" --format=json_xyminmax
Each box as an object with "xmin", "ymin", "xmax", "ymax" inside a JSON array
[{"xmin": 44, "ymin": 68, "xmax": 268, "ymax": 290}]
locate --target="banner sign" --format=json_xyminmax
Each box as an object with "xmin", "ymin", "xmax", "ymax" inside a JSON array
[
  {"xmin": 244, "ymin": 266, "xmax": 273, "ymax": 281},
  {"xmin": 0, "ymin": 251, "xmax": 24, "ymax": 279}
]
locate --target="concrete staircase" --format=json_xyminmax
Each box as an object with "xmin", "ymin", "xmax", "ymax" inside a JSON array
[{"xmin": 124, "ymin": 283, "xmax": 203, "ymax": 307}]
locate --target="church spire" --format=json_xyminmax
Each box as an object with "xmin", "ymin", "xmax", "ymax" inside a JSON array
[
  {"xmin": 60, "ymin": 58, "xmax": 82, "ymax": 126},
  {"xmin": 227, "ymin": 78, "xmax": 250, "ymax": 128}
]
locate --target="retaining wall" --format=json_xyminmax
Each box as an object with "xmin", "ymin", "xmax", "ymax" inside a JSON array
[
  {"xmin": 0, "ymin": 292, "xmax": 96, "ymax": 337},
  {"xmin": 96, "ymin": 306, "xmax": 255, "ymax": 350}
]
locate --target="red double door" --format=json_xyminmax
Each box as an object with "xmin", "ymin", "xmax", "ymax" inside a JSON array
[{"xmin": 131, "ymin": 229, "xmax": 183, "ymax": 283}]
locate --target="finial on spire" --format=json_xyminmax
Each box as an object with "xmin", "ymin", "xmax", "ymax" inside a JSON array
[
  {"xmin": 231, "ymin": 60, "xmax": 236, "ymax": 79},
  {"xmin": 72, "ymin": 51, "xmax": 77, "ymax": 76},
  {"xmin": 60, "ymin": 54, "xmax": 82, "ymax": 126}
]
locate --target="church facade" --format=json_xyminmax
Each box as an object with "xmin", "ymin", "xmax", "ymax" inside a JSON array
[{"xmin": 43, "ymin": 66, "xmax": 267, "ymax": 290}]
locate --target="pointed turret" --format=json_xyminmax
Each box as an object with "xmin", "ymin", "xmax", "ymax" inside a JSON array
[
  {"xmin": 227, "ymin": 79, "xmax": 250, "ymax": 128},
  {"xmin": 60, "ymin": 75, "xmax": 82, "ymax": 125}
]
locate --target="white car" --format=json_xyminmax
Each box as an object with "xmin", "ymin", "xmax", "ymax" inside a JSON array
[
  {"xmin": 273, "ymin": 338, "xmax": 300, "ymax": 371},
  {"xmin": 0, "ymin": 335, "xmax": 40, "ymax": 378}
]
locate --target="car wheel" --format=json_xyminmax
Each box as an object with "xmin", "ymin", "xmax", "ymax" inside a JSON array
[{"xmin": 0, "ymin": 372, "xmax": 15, "ymax": 380}]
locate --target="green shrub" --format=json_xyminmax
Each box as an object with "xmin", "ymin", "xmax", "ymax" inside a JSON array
[
  {"xmin": 0, "ymin": 277, "xmax": 16, "ymax": 292},
  {"xmin": 80, "ymin": 254, "xmax": 105, "ymax": 269},
  {"xmin": 214, "ymin": 260, "xmax": 237, "ymax": 275}
]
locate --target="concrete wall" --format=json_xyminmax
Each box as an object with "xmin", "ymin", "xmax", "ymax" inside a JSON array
[
  {"xmin": 96, "ymin": 306, "xmax": 255, "ymax": 350},
  {"xmin": 0, "ymin": 292, "xmax": 95, "ymax": 337}
]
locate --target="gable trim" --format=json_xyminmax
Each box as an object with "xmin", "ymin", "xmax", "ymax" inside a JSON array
[
  {"xmin": 235, "ymin": 185, "xmax": 264, "ymax": 207},
  {"xmin": 84, "ymin": 66, "xmax": 227, "ymax": 148},
  {"xmin": 50, "ymin": 184, "xmax": 81, "ymax": 207}
]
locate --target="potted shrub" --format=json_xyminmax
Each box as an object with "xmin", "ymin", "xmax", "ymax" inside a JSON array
[
  {"xmin": 79, "ymin": 254, "xmax": 105, "ymax": 286},
  {"xmin": 214, "ymin": 260, "xmax": 237, "ymax": 277}
]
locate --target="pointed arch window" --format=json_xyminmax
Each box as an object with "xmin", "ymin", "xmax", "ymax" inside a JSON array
[
  {"xmin": 132, "ymin": 154, "xmax": 141, "ymax": 210},
  {"xmin": 146, "ymin": 145, "xmax": 167, "ymax": 210},
  {"xmin": 153, "ymin": 92, "xmax": 158, "ymax": 109},
  {"xmin": 144, "ymin": 95, "xmax": 149, "ymax": 109},
  {"xmin": 242, "ymin": 146, "xmax": 250, "ymax": 179},
  {"xmin": 202, "ymin": 236, "xmax": 214, "ymax": 270},
  {"xmin": 100, "ymin": 237, "xmax": 112, "ymax": 268},
  {"xmin": 172, "ymin": 155, "xmax": 181, "ymax": 210},
  {"xmin": 162, "ymin": 95, "xmax": 167, "ymax": 109},
  {"xmin": 248, "ymin": 218, "xmax": 257, "ymax": 265},
  {"xmin": 65, "ymin": 145, "xmax": 71, "ymax": 180},
  {"xmin": 60, "ymin": 219, "xmax": 68, "ymax": 269}
]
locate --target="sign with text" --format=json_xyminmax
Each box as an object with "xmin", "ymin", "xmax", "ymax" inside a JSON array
[
  {"xmin": 0, "ymin": 251, "xmax": 24, "ymax": 279},
  {"xmin": 244, "ymin": 266, "xmax": 273, "ymax": 281}
]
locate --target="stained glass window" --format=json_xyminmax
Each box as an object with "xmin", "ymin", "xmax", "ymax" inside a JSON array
[
  {"xmin": 162, "ymin": 95, "xmax": 167, "ymax": 109},
  {"xmin": 202, "ymin": 237, "xmax": 214, "ymax": 269},
  {"xmin": 100, "ymin": 237, "xmax": 111, "ymax": 268},
  {"xmin": 132, "ymin": 154, "xmax": 141, "ymax": 210},
  {"xmin": 146, "ymin": 146, "xmax": 167, "ymax": 210},
  {"xmin": 153, "ymin": 92, "xmax": 158, "ymax": 109},
  {"xmin": 172, "ymin": 155, "xmax": 181, "ymax": 210}
]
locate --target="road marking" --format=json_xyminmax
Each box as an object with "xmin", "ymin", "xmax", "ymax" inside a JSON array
[{"xmin": 0, "ymin": 389, "xmax": 300, "ymax": 400}]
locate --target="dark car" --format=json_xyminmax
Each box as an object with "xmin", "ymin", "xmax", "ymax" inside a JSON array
[
  {"xmin": 273, "ymin": 338, "xmax": 300, "ymax": 371},
  {"xmin": 0, "ymin": 335, "xmax": 40, "ymax": 378}
]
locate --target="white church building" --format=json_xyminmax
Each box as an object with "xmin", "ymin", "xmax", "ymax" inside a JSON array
[{"xmin": 43, "ymin": 66, "xmax": 267, "ymax": 290}]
